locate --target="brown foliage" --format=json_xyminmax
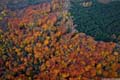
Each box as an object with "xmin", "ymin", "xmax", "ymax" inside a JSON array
[{"xmin": 0, "ymin": 0, "xmax": 119, "ymax": 80}]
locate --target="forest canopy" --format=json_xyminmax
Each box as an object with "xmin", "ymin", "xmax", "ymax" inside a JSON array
[
  {"xmin": 0, "ymin": 0, "xmax": 120, "ymax": 79},
  {"xmin": 70, "ymin": 0, "xmax": 120, "ymax": 42}
]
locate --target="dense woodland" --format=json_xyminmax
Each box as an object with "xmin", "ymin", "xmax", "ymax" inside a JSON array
[
  {"xmin": 0, "ymin": 0, "xmax": 120, "ymax": 79},
  {"xmin": 70, "ymin": 0, "xmax": 120, "ymax": 42}
]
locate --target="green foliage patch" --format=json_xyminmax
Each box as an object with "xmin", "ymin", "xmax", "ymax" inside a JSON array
[{"xmin": 70, "ymin": 0, "xmax": 120, "ymax": 42}]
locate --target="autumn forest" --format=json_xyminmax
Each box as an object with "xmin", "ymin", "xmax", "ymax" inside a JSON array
[{"xmin": 0, "ymin": 0, "xmax": 120, "ymax": 80}]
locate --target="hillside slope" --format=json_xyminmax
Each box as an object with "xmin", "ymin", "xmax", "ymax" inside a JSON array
[
  {"xmin": 0, "ymin": 0, "xmax": 120, "ymax": 79},
  {"xmin": 70, "ymin": 0, "xmax": 120, "ymax": 42}
]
